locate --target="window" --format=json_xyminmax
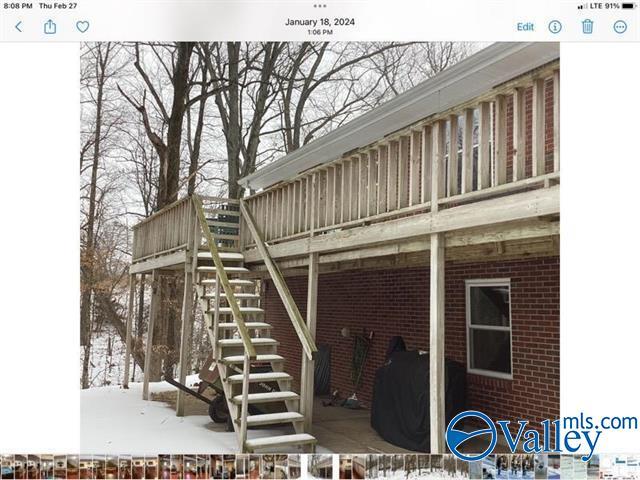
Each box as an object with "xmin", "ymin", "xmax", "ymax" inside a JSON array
[{"xmin": 466, "ymin": 279, "xmax": 513, "ymax": 379}]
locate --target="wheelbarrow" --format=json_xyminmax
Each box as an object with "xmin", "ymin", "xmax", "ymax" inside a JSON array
[{"xmin": 165, "ymin": 353, "xmax": 284, "ymax": 431}]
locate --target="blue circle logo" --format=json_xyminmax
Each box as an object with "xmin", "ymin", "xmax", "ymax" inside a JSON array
[{"xmin": 445, "ymin": 410, "xmax": 497, "ymax": 462}]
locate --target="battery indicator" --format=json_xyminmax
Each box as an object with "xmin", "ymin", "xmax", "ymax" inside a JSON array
[{"xmin": 622, "ymin": 2, "xmax": 636, "ymax": 8}]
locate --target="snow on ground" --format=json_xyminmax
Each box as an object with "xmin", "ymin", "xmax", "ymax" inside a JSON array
[{"xmin": 81, "ymin": 376, "xmax": 287, "ymax": 454}]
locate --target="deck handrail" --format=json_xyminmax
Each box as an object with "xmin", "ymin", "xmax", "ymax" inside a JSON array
[
  {"xmin": 193, "ymin": 195, "xmax": 257, "ymax": 360},
  {"xmin": 240, "ymin": 200, "xmax": 318, "ymax": 361}
]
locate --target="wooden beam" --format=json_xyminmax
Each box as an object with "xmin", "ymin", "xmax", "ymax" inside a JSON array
[
  {"xmin": 176, "ymin": 269, "xmax": 194, "ymax": 417},
  {"xmin": 532, "ymin": 78, "xmax": 546, "ymax": 176},
  {"xmin": 130, "ymin": 250, "xmax": 187, "ymax": 274},
  {"xmin": 478, "ymin": 102, "xmax": 491, "ymax": 190},
  {"xmin": 429, "ymin": 233, "xmax": 445, "ymax": 453},
  {"xmin": 513, "ymin": 88, "xmax": 526, "ymax": 182},
  {"xmin": 123, "ymin": 274, "xmax": 136, "ymax": 389},
  {"xmin": 300, "ymin": 252, "xmax": 319, "ymax": 433},
  {"xmin": 494, "ymin": 95, "xmax": 508, "ymax": 185},
  {"xmin": 142, "ymin": 270, "xmax": 159, "ymax": 401},
  {"xmin": 461, "ymin": 109, "xmax": 474, "ymax": 194}
]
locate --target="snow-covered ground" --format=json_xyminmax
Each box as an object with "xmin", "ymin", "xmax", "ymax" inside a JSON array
[{"xmin": 81, "ymin": 376, "xmax": 288, "ymax": 454}]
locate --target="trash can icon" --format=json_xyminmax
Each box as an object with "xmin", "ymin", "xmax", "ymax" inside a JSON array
[{"xmin": 582, "ymin": 19, "xmax": 594, "ymax": 34}]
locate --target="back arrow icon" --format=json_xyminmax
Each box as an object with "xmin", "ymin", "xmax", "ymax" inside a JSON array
[{"xmin": 15, "ymin": 21, "xmax": 23, "ymax": 32}]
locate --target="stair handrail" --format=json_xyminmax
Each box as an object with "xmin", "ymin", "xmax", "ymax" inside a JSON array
[
  {"xmin": 193, "ymin": 195, "xmax": 257, "ymax": 360},
  {"xmin": 240, "ymin": 200, "xmax": 318, "ymax": 361}
]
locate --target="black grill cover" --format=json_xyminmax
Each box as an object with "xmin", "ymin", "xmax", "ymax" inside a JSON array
[{"xmin": 370, "ymin": 351, "xmax": 466, "ymax": 452}]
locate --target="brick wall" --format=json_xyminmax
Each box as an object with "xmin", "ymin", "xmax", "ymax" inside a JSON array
[{"xmin": 262, "ymin": 255, "xmax": 559, "ymax": 429}]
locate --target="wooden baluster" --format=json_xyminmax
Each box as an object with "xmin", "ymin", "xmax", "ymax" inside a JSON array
[
  {"xmin": 431, "ymin": 120, "xmax": 447, "ymax": 210},
  {"xmin": 387, "ymin": 140, "xmax": 399, "ymax": 211},
  {"xmin": 350, "ymin": 157, "xmax": 359, "ymax": 221},
  {"xmin": 478, "ymin": 102, "xmax": 492, "ymax": 190},
  {"xmin": 409, "ymin": 130, "xmax": 421, "ymax": 206},
  {"xmin": 398, "ymin": 136, "xmax": 410, "ymax": 208},
  {"xmin": 318, "ymin": 170, "xmax": 327, "ymax": 229},
  {"xmin": 553, "ymin": 70, "xmax": 560, "ymax": 172},
  {"xmin": 494, "ymin": 95, "xmax": 508, "ymax": 185},
  {"xmin": 359, "ymin": 153, "xmax": 368, "ymax": 218},
  {"xmin": 532, "ymin": 78, "xmax": 546, "ymax": 177},
  {"xmin": 326, "ymin": 167, "xmax": 335, "ymax": 226},
  {"xmin": 367, "ymin": 149, "xmax": 377, "ymax": 216},
  {"xmin": 342, "ymin": 160, "xmax": 351, "ymax": 223},
  {"xmin": 448, "ymin": 115, "xmax": 460, "ymax": 196},
  {"xmin": 461, "ymin": 109, "xmax": 474, "ymax": 194},
  {"xmin": 513, "ymin": 88, "xmax": 526, "ymax": 181},
  {"xmin": 334, "ymin": 163, "xmax": 342, "ymax": 224},
  {"xmin": 306, "ymin": 175, "xmax": 313, "ymax": 232},
  {"xmin": 377, "ymin": 145, "xmax": 388, "ymax": 214},
  {"xmin": 421, "ymin": 125, "xmax": 432, "ymax": 203}
]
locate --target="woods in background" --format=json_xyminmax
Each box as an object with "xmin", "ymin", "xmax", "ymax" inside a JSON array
[{"xmin": 79, "ymin": 41, "xmax": 472, "ymax": 389}]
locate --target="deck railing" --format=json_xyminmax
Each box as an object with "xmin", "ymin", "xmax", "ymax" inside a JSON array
[
  {"xmin": 131, "ymin": 196, "xmax": 195, "ymax": 263},
  {"xmin": 131, "ymin": 196, "xmax": 240, "ymax": 263},
  {"xmin": 241, "ymin": 62, "xmax": 559, "ymax": 249}
]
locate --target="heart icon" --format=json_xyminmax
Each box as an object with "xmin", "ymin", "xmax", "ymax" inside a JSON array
[{"xmin": 76, "ymin": 20, "xmax": 90, "ymax": 33}]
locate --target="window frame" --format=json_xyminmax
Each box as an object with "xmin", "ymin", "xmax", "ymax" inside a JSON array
[{"xmin": 465, "ymin": 278, "xmax": 514, "ymax": 380}]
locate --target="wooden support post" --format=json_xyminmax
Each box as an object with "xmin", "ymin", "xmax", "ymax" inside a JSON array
[
  {"xmin": 123, "ymin": 273, "xmax": 136, "ymax": 389},
  {"xmin": 513, "ymin": 88, "xmax": 526, "ymax": 181},
  {"xmin": 461, "ymin": 109, "xmax": 474, "ymax": 194},
  {"xmin": 478, "ymin": 101, "xmax": 492, "ymax": 190},
  {"xmin": 239, "ymin": 354, "xmax": 251, "ymax": 451},
  {"xmin": 300, "ymin": 252, "xmax": 319, "ymax": 433},
  {"xmin": 553, "ymin": 70, "xmax": 560, "ymax": 172},
  {"xmin": 176, "ymin": 269, "xmax": 194, "ymax": 417},
  {"xmin": 494, "ymin": 95, "xmax": 508, "ymax": 185},
  {"xmin": 142, "ymin": 270, "xmax": 159, "ymax": 401},
  {"xmin": 532, "ymin": 78, "xmax": 546, "ymax": 177},
  {"xmin": 429, "ymin": 232, "xmax": 445, "ymax": 453}
]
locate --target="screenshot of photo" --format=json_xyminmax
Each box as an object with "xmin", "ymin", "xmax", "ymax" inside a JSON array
[{"xmin": 0, "ymin": 0, "xmax": 639, "ymax": 477}]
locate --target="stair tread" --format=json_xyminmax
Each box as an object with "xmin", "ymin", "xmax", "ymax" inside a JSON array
[
  {"xmin": 204, "ymin": 292, "xmax": 259, "ymax": 299},
  {"xmin": 222, "ymin": 354, "xmax": 284, "ymax": 364},
  {"xmin": 215, "ymin": 307, "xmax": 264, "ymax": 314},
  {"xmin": 198, "ymin": 266, "xmax": 249, "ymax": 273},
  {"xmin": 231, "ymin": 391, "xmax": 299, "ymax": 405},
  {"xmin": 198, "ymin": 252, "xmax": 244, "ymax": 260},
  {"xmin": 218, "ymin": 337, "xmax": 277, "ymax": 346},
  {"xmin": 200, "ymin": 279, "xmax": 254, "ymax": 286},
  {"xmin": 227, "ymin": 372, "xmax": 291, "ymax": 383},
  {"xmin": 244, "ymin": 433, "xmax": 316, "ymax": 450},
  {"xmin": 217, "ymin": 322, "xmax": 271, "ymax": 329},
  {"xmin": 241, "ymin": 412, "xmax": 304, "ymax": 426}
]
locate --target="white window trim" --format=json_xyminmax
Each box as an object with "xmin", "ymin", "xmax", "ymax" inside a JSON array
[{"xmin": 465, "ymin": 278, "xmax": 514, "ymax": 380}]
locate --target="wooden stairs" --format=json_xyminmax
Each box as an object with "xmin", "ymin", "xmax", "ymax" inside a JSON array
[{"xmin": 192, "ymin": 198, "xmax": 317, "ymax": 453}]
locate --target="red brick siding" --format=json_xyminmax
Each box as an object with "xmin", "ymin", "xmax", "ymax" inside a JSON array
[{"xmin": 263, "ymin": 256, "xmax": 559, "ymax": 428}]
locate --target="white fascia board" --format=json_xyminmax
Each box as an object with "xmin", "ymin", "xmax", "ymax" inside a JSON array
[{"xmin": 240, "ymin": 42, "xmax": 559, "ymax": 191}]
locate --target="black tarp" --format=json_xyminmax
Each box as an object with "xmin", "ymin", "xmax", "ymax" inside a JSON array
[
  {"xmin": 370, "ymin": 350, "xmax": 467, "ymax": 452},
  {"xmin": 314, "ymin": 344, "xmax": 331, "ymax": 396}
]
